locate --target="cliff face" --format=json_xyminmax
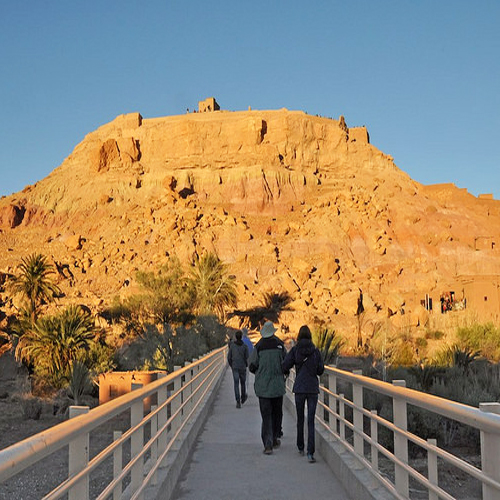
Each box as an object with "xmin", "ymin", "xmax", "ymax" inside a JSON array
[{"xmin": 1, "ymin": 108, "xmax": 500, "ymax": 338}]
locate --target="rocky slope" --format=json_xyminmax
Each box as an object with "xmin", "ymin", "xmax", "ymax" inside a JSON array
[{"xmin": 1, "ymin": 107, "xmax": 500, "ymax": 340}]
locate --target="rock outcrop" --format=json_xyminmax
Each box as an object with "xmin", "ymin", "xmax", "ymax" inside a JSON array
[{"xmin": 1, "ymin": 107, "xmax": 500, "ymax": 341}]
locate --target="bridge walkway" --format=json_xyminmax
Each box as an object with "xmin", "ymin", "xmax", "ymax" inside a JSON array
[{"xmin": 170, "ymin": 367, "xmax": 350, "ymax": 500}]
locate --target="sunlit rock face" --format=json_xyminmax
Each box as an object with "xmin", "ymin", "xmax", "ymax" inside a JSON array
[{"xmin": 1, "ymin": 107, "xmax": 500, "ymax": 339}]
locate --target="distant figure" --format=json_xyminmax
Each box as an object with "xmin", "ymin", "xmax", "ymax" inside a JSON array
[
  {"xmin": 228, "ymin": 330, "xmax": 249, "ymax": 408},
  {"xmin": 241, "ymin": 328, "xmax": 254, "ymax": 354},
  {"xmin": 282, "ymin": 325, "xmax": 324, "ymax": 463},
  {"xmin": 249, "ymin": 321, "xmax": 286, "ymax": 455}
]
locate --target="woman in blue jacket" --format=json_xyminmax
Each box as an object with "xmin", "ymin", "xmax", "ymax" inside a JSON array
[{"xmin": 282, "ymin": 325, "xmax": 324, "ymax": 463}]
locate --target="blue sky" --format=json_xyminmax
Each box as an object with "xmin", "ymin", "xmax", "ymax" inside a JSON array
[{"xmin": 1, "ymin": 1, "xmax": 499, "ymax": 199}]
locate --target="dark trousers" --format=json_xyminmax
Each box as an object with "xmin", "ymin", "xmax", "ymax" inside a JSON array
[
  {"xmin": 232, "ymin": 368, "xmax": 247, "ymax": 402},
  {"xmin": 295, "ymin": 393, "xmax": 318, "ymax": 455},
  {"xmin": 258, "ymin": 396, "xmax": 283, "ymax": 448}
]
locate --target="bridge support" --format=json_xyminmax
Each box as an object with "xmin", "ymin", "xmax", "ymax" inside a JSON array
[
  {"xmin": 480, "ymin": 402, "xmax": 500, "ymax": 500},
  {"xmin": 68, "ymin": 406, "xmax": 90, "ymax": 500},
  {"xmin": 392, "ymin": 380, "xmax": 409, "ymax": 497}
]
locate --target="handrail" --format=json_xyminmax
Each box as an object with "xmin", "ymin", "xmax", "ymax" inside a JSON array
[
  {"xmin": 0, "ymin": 352, "xmax": 214, "ymax": 482},
  {"xmin": 293, "ymin": 364, "xmax": 500, "ymax": 500},
  {"xmin": 0, "ymin": 345, "xmax": 227, "ymax": 499},
  {"xmin": 325, "ymin": 366, "xmax": 500, "ymax": 433}
]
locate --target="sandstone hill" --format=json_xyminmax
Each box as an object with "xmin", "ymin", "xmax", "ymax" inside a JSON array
[{"xmin": 1, "ymin": 105, "xmax": 500, "ymax": 342}]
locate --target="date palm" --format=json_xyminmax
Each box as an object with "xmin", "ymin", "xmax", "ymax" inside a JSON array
[
  {"xmin": 188, "ymin": 253, "xmax": 237, "ymax": 320},
  {"xmin": 16, "ymin": 305, "xmax": 97, "ymax": 385},
  {"xmin": 9, "ymin": 253, "xmax": 60, "ymax": 323}
]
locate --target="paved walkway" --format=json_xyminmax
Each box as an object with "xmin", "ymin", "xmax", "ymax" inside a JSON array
[{"xmin": 170, "ymin": 367, "xmax": 351, "ymax": 500}]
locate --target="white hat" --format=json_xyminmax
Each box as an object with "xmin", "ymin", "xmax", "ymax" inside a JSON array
[{"xmin": 260, "ymin": 321, "xmax": 277, "ymax": 338}]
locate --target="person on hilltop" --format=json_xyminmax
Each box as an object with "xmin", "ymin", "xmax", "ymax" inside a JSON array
[
  {"xmin": 282, "ymin": 325, "xmax": 324, "ymax": 463},
  {"xmin": 249, "ymin": 321, "xmax": 286, "ymax": 455},
  {"xmin": 228, "ymin": 330, "xmax": 249, "ymax": 408}
]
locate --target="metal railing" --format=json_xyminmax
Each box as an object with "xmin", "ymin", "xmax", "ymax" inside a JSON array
[
  {"xmin": 286, "ymin": 366, "xmax": 500, "ymax": 500},
  {"xmin": 0, "ymin": 346, "xmax": 227, "ymax": 500}
]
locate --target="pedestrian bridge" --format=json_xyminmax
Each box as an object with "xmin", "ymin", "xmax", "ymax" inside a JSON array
[{"xmin": 1, "ymin": 347, "xmax": 500, "ymax": 500}]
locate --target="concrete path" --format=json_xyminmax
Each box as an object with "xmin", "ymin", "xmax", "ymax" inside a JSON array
[{"xmin": 170, "ymin": 367, "xmax": 351, "ymax": 500}]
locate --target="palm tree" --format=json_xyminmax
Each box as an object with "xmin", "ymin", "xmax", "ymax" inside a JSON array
[
  {"xmin": 188, "ymin": 253, "xmax": 237, "ymax": 320},
  {"xmin": 9, "ymin": 253, "xmax": 60, "ymax": 323},
  {"xmin": 313, "ymin": 328, "xmax": 343, "ymax": 365},
  {"xmin": 16, "ymin": 305, "xmax": 97, "ymax": 386}
]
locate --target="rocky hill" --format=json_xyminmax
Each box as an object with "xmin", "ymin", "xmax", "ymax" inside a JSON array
[{"xmin": 1, "ymin": 105, "xmax": 500, "ymax": 340}]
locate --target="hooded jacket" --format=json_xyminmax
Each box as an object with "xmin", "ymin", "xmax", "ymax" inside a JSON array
[
  {"xmin": 248, "ymin": 335, "xmax": 286, "ymax": 398},
  {"xmin": 282, "ymin": 338, "xmax": 324, "ymax": 394},
  {"xmin": 228, "ymin": 339, "xmax": 249, "ymax": 370}
]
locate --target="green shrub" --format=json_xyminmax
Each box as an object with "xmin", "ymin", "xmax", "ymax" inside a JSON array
[
  {"xmin": 312, "ymin": 327, "xmax": 343, "ymax": 365},
  {"xmin": 456, "ymin": 322, "xmax": 500, "ymax": 361},
  {"xmin": 425, "ymin": 330, "xmax": 445, "ymax": 340}
]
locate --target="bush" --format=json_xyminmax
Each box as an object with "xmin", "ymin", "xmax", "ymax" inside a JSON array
[
  {"xmin": 456, "ymin": 322, "xmax": 500, "ymax": 361},
  {"xmin": 425, "ymin": 329, "xmax": 445, "ymax": 340},
  {"xmin": 21, "ymin": 396, "xmax": 43, "ymax": 420}
]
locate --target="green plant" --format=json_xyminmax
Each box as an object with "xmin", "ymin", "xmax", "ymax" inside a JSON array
[
  {"xmin": 456, "ymin": 322, "xmax": 500, "ymax": 361},
  {"xmin": 312, "ymin": 328, "xmax": 343, "ymax": 365},
  {"xmin": 187, "ymin": 252, "xmax": 237, "ymax": 320},
  {"xmin": 433, "ymin": 344, "xmax": 480, "ymax": 372},
  {"xmin": 21, "ymin": 395, "xmax": 43, "ymax": 420},
  {"xmin": 8, "ymin": 253, "xmax": 60, "ymax": 323},
  {"xmin": 15, "ymin": 305, "xmax": 98, "ymax": 387},
  {"xmin": 103, "ymin": 257, "xmax": 195, "ymax": 335},
  {"xmin": 424, "ymin": 329, "xmax": 445, "ymax": 340},
  {"xmin": 67, "ymin": 361, "xmax": 94, "ymax": 405}
]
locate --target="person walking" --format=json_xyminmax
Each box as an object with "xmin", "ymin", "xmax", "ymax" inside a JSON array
[
  {"xmin": 249, "ymin": 321, "xmax": 286, "ymax": 455},
  {"xmin": 282, "ymin": 325, "xmax": 324, "ymax": 463},
  {"xmin": 241, "ymin": 327, "xmax": 254, "ymax": 354},
  {"xmin": 228, "ymin": 330, "xmax": 249, "ymax": 408}
]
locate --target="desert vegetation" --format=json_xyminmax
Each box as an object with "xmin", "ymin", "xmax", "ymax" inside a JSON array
[
  {"xmin": 2, "ymin": 248, "xmax": 500, "ymax": 454},
  {"xmin": 0, "ymin": 251, "xmax": 237, "ymax": 411}
]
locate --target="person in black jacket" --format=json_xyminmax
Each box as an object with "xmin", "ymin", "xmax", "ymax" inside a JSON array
[
  {"xmin": 282, "ymin": 325, "xmax": 324, "ymax": 463},
  {"xmin": 228, "ymin": 330, "xmax": 249, "ymax": 408}
]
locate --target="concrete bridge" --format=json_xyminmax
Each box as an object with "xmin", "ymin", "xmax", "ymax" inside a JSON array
[{"xmin": 2, "ymin": 347, "xmax": 500, "ymax": 500}]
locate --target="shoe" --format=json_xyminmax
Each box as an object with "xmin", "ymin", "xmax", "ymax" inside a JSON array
[
  {"xmin": 236, "ymin": 401, "xmax": 241, "ymax": 408},
  {"xmin": 298, "ymin": 449, "xmax": 305, "ymax": 456},
  {"xmin": 272, "ymin": 439, "xmax": 281, "ymax": 448},
  {"xmin": 241, "ymin": 394, "xmax": 247, "ymax": 404},
  {"xmin": 278, "ymin": 430, "xmax": 283, "ymax": 438},
  {"xmin": 263, "ymin": 447, "xmax": 273, "ymax": 455},
  {"xmin": 307, "ymin": 454, "xmax": 316, "ymax": 463}
]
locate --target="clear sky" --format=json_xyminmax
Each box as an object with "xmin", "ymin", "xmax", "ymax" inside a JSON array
[{"xmin": 1, "ymin": 1, "xmax": 499, "ymax": 199}]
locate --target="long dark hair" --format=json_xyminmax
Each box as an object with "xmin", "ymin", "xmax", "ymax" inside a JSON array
[{"xmin": 297, "ymin": 325, "xmax": 312, "ymax": 341}]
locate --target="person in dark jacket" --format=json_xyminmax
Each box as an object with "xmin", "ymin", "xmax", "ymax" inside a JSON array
[
  {"xmin": 282, "ymin": 325, "xmax": 324, "ymax": 463},
  {"xmin": 228, "ymin": 330, "xmax": 249, "ymax": 408},
  {"xmin": 249, "ymin": 321, "xmax": 286, "ymax": 454}
]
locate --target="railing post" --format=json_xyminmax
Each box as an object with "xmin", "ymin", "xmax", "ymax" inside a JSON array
[
  {"xmin": 427, "ymin": 438, "xmax": 438, "ymax": 500},
  {"xmin": 370, "ymin": 410, "xmax": 378, "ymax": 471},
  {"xmin": 68, "ymin": 406, "xmax": 90, "ymax": 500},
  {"xmin": 339, "ymin": 394, "xmax": 345, "ymax": 442},
  {"xmin": 392, "ymin": 380, "xmax": 409, "ymax": 497},
  {"xmin": 157, "ymin": 373, "xmax": 168, "ymax": 468},
  {"xmin": 352, "ymin": 370, "xmax": 363, "ymax": 456},
  {"xmin": 184, "ymin": 361, "xmax": 192, "ymax": 415},
  {"xmin": 113, "ymin": 431, "xmax": 123, "ymax": 500},
  {"xmin": 150, "ymin": 404, "xmax": 158, "ymax": 485},
  {"xmin": 130, "ymin": 383, "xmax": 144, "ymax": 500},
  {"xmin": 171, "ymin": 366, "xmax": 182, "ymax": 434},
  {"xmin": 328, "ymin": 372, "xmax": 338, "ymax": 435},
  {"xmin": 480, "ymin": 402, "xmax": 500, "ymax": 500}
]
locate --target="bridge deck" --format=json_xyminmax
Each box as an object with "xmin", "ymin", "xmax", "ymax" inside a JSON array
[{"xmin": 170, "ymin": 367, "xmax": 351, "ymax": 500}]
